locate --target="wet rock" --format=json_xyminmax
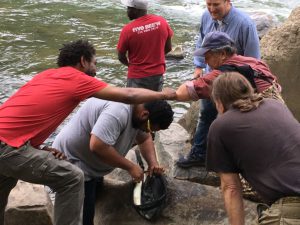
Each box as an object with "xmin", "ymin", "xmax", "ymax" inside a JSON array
[
  {"xmin": 156, "ymin": 123, "xmax": 263, "ymax": 202},
  {"xmin": 261, "ymin": 6, "xmax": 300, "ymax": 121},
  {"xmin": 109, "ymin": 123, "xmax": 220, "ymax": 187},
  {"xmin": 154, "ymin": 123, "xmax": 220, "ymax": 187},
  {"xmin": 166, "ymin": 45, "xmax": 184, "ymax": 60},
  {"xmin": 249, "ymin": 12, "xmax": 278, "ymax": 39},
  {"xmin": 5, "ymin": 181, "xmax": 53, "ymax": 225},
  {"xmin": 94, "ymin": 177, "xmax": 257, "ymax": 225},
  {"xmin": 177, "ymin": 101, "xmax": 200, "ymax": 141},
  {"xmin": 94, "ymin": 123, "xmax": 260, "ymax": 224}
]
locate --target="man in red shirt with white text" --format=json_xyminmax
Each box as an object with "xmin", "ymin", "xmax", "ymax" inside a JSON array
[
  {"xmin": 0, "ymin": 39, "xmax": 175, "ymax": 225},
  {"xmin": 117, "ymin": 0, "xmax": 173, "ymax": 91}
]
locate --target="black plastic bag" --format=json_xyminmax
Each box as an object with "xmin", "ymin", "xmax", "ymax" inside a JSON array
[{"xmin": 133, "ymin": 173, "xmax": 167, "ymax": 221}]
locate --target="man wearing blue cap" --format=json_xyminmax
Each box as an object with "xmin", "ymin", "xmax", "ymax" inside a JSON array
[
  {"xmin": 177, "ymin": 0, "xmax": 260, "ymax": 168},
  {"xmin": 174, "ymin": 31, "xmax": 283, "ymax": 108}
]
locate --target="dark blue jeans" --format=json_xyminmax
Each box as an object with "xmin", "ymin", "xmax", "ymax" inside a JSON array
[
  {"xmin": 190, "ymin": 99, "xmax": 218, "ymax": 158},
  {"xmin": 83, "ymin": 177, "xmax": 103, "ymax": 225}
]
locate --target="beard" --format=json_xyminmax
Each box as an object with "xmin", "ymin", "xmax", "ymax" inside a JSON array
[
  {"xmin": 84, "ymin": 68, "xmax": 96, "ymax": 77},
  {"xmin": 132, "ymin": 116, "xmax": 147, "ymax": 130}
]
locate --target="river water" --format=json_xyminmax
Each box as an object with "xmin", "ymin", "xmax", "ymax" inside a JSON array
[{"xmin": 1, "ymin": 0, "xmax": 300, "ymax": 119}]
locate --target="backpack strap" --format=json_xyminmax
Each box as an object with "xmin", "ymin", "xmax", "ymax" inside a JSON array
[
  {"xmin": 218, "ymin": 64, "xmax": 257, "ymax": 89},
  {"xmin": 217, "ymin": 64, "xmax": 273, "ymax": 90}
]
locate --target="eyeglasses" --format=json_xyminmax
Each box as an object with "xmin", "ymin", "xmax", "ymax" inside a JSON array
[{"xmin": 147, "ymin": 119, "xmax": 152, "ymax": 133}]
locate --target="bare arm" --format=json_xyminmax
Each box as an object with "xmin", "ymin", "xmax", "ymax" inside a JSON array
[
  {"xmin": 136, "ymin": 133, "xmax": 164, "ymax": 176},
  {"xmin": 90, "ymin": 134, "xmax": 144, "ymax": 181},
  {"xmin": 175, "ymin": 83, "xmax": 193, "ymax": 101},
  {"xmin": 164, "ymin": 37, "xmax": 172, "ymax": 54},
  {"xmin": 193, "ymin": 67, "xmax": 203, "ymax": 79},
  {"xmin": 219, "ymin": 172, "xmax": 245, "ymax": 225},
  {"xmin": 92, "ymin": 86, "xmax": 176, "ymax": 104},
  {"xmin": 117, "ymin": 51, "xmax": 129, "ymax": 66}
]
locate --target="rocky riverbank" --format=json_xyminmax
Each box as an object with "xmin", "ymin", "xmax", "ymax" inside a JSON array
[{"xmin": 5, "ymin": 6, "xmax": 300, "ymax": 225}]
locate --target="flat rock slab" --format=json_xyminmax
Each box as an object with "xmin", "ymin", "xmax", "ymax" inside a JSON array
[
  {"xmin": 155, "ymin": 123, "xmax": 220, "ymax": 187},
  {"xmin": 166, "ymin": 45, "xmax": 184, "ymax": 60},
  {"xmin": 94, "ymin": 178, "xmax": 257, "ymax": 225},
  {"xmin": 5, "ymin": 181, "xmax": 53, "ymax": 225}
]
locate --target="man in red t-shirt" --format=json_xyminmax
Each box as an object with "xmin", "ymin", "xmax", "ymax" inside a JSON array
[
  {"xmin": 117, "ymin": 0, "xmax": 173, "ymax": 91},
  {"xmin": 0, "ymin": 40, "xmax": 175, "ymax": 225}
]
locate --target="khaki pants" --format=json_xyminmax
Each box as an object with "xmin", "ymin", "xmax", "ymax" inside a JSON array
[
  {"xmin": 255, "ymin": 197, "xmax": 300, "ymax": 225},
  {"xmin": 0, "ymin": 143, "xmax": 84, "ymax": 225}
]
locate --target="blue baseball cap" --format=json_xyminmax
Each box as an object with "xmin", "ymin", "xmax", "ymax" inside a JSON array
[{"xmin": 194, "ymin": 31, "xmax": 235, "ymax": 56}]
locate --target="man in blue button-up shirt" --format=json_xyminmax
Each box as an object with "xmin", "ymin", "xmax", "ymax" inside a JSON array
[{"xmin": 177, "ymin": 0, "xmax": 260, "ymax": 168}]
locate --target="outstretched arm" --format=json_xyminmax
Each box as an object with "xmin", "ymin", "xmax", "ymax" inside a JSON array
[
  {"xmin": 175, "ymin": 83, "xmax": 193, "ymax": 101},
  {"xmin": 219, "ymin": 172, "xmax": 245, "ymax": 225},
  {"xmin": 92, "ymin": 86, "xmax": 176, "ymax": 104}
]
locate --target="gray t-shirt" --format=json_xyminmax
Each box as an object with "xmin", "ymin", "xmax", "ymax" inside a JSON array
[
  {"xmin": 53, "ymin": 98, "xmax": 143, "ymax": 180},
  {"xmin": 207, "ymin": 99, "xmax": 300, "ymax": 204}
]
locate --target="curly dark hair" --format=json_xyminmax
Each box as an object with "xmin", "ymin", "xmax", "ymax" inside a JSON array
[
  {"xmin": 57, "ymin": 39, "xmax": 96, "ymax": 67},
  {"xmin": 144, "ymin": 100, "xmax": 174, "ymax": 130}
]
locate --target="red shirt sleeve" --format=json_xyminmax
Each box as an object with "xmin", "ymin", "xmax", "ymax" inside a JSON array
[
  {"xmin": 192, "ymin": 70, "xmax": 221, "ymax": 98},
  {"xmin": 74, "ymin": 74, "xmax": 108, "ymax": 101}
]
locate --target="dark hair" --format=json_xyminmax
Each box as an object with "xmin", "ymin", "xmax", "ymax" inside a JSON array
[
  {"xmin": 57, "ymin": 39, "xmax": 96, "ymax": 67},
  {"xmin": 144, "ymin": 100, "xmax": 174, "ymax": 129},
  {"xmin": 212, "ymin": 72, "xmax": 263, "ymax": 112}
]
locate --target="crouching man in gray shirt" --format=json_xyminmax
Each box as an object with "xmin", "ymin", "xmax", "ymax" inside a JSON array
[{"xmin": 52, "ymin": 98, "xmax": 173, "ymax": 225}]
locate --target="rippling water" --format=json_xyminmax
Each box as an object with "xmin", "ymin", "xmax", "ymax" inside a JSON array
[{"xmin": 1, "ymin": 0, "xmax": 300, "ymax": 118}]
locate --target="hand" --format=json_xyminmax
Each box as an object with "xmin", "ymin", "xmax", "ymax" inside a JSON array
[
  {"xmin": 42, "ymin": 146, "xmax": 67, "ymax": 160},
  {"xmin": 193, "ymin": 67, "xmax": 203, "ymax": 79},
  {"xmin": 148, "ymin": 164, "xmax": 165, "ymax": 177},
  {"xmin": 162, "ymin": 87, "xmax": 176, "ymax": 100},
  {"xmin": 128, "ymin": 164, "xmax": 144, "ymax": 182}
]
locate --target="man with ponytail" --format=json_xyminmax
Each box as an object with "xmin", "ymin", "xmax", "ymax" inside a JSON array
[{"xmin": 206, "ymin": 72, "xmax": 300, "ymax": 225}]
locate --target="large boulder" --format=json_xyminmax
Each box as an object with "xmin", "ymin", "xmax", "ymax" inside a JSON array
[
  {"xmin": 154, "ymin": 123, "xmax": 220, "ymax": 186},
  {"xmin": 249, "ymin": 12, "xmax": 278, "ymax": 39},
  {"xmin": 104, "ymin": 123, "xmax": 258, "ymax": 224},
  {"xmin": 94, "ymin": 178, "xmax": 257, "ymax": 225},
  {"xmin": 177, "ymin": 101, "xmax": 200, "ymax": 140},
  {"xmin": 109, "ymin": 123, "xmax": 218, "ymax": 185},
  {"xmin": 165, "ymin": 45, "xmax": 184, "ymax": 60},
  {"xmin": 5, "ymin": 181, "xmax": 53, "ymax": 225},
  {"xmin": 261, "ymin": 7, "xmax": 300, "ymax": 121}
]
